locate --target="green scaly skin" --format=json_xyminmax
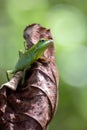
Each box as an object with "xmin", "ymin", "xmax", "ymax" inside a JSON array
[{"xmin": 6, "ymin": 39, "xmax": 53, "ymax": 81}]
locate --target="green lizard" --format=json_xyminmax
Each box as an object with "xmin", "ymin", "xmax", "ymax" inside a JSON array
[{"xmin": 6, "ymin": 39, "xmax": 53, "ymax": 81}]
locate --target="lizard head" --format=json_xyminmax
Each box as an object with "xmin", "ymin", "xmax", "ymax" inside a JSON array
[{"xmin": 30, "ymin": 39, "xmax": 53, "ymax": 61}]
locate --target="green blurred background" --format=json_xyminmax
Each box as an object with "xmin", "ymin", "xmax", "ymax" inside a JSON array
[{"xmin": 0, "ymin": 0, "xmax": 87, "ymax": 130}]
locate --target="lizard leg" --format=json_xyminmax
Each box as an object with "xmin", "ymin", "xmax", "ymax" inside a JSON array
[
  {"xmin": 6, "ymin": 70, "xmax": 13, "ymax": 81},
  {"xmin": 19, "ymin": 50, "xmax": 24, "ymax": 57},
  {"xmin": 39, "ymin": 56, "xmax": 51, "ymax": 63},
  {"xmin": 24, "ymin": 41, "xmax": 27, "ymax": 51},
  {"xmin": 6, "ymin": 71, "xmax": 9, "ymax": 81},
  {"xmin": 21, "ymin": 69, "xmax": 27, "ymax": 85}
]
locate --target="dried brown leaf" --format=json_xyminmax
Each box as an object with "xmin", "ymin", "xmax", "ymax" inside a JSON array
[{"xmin": 0, "ymin": 24, "xmax": 59, "ymax": 130}]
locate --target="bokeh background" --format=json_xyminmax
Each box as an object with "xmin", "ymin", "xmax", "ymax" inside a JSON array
[{"xmin": 0, "ymin": 0, "xmax": 87, "ymax": 130}]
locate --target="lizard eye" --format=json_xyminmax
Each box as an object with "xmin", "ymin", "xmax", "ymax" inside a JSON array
[{"xmin": 40, "ymin": 39, "xmax": 45, "ymax": 42}]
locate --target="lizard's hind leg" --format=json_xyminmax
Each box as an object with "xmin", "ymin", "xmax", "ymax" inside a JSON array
[
  {"xmin": 21, "ymin": 69, "xmax": 27, "ymax": 85},
  {"xmin": 6, "ymin": 70, "xmax": 13, "ymax": 81}
]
